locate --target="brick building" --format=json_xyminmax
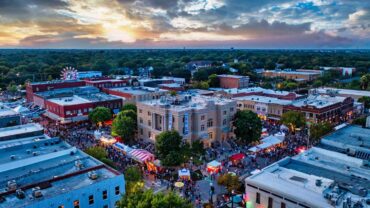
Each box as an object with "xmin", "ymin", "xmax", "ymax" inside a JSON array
[
  {"xmin": 103, "ymin": 87, "xmax": 168, "ymax": 103},
  {"xmin": 26, "ymin": 80, "xmax": 85, "ymax": 102},
  {"xmin": 263, "ymin": 70, "xmax": 321, "ymax": 82},
  {"xmin": 136, "ymin": 94, "xmax": 236, "ymax": 146},
  {"xmin": 217, "ymin": 74, "xmax": 249, "ymax": 89}
]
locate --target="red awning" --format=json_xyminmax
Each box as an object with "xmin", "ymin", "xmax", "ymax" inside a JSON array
[{"xmin": 229, "ymin": 153, "xmax": 245, "ymax": 161}]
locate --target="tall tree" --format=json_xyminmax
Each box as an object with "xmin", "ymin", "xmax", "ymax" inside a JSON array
[
  {"xmin": 233, "ymin": 110, "xmax": 262, "ymax": 145},
  {"xmin": 208, "ymin": 74, "xmax": 219, "ymax": 88},
  {"xmin": 88, "ymin": 107, "xmax": 112, "ymax": 125},
  {"xmin": 155, "ymin": 131, "xmax": 185, "ymax": 166},
  {"xmin": 281, "ymin": 111, "xmax": 306, "ymax": 132},
  {"xmin": 122, "ymin": 103, "xmax": 137, "ymax": 112},
  {"xmin": 117, "ymin": 190, "xmax": 192, "ymax": 208},
  {"xmin": 84, "ymin": 146, "xmax": 108, "ymax": 160},
  {"xmin": 112, "ymin": 116, "xmax": 136, "ymax": 144},
  {"xmin": 125, "ymin": 166, "xmax": 144, "ymax": 195},
  {"xmin": 309, "ymin": 122, "xmax": 332, "ymax": 142}
]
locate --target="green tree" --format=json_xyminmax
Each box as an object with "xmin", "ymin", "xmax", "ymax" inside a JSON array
[
  {"xmin": 208, "ymin": 74, "xmax": 219, "ymax": 88},
  {"xmin": 191, "ymin": 140, "xmax": 205, "ymax": 156},
  {"xmin": 122, "ymin": 103, "xmax": 137, "ymax": 112},
  {"xmin": 217, "ymin": 173, "xmax": 241, "ymax": 192},
  {"xmin": 112, "ymin": 116, "xmax": 136, "ymax": 144},
  {"xmin": 118, "ymin": 110, "xmax": 137, "ymax": 124},
  {"xmin": 88, "ymin": 107, "xmax": 112, "ymax": 125},
  {"xmin": 170, "ymin": 91, "xmax": 177, "ymax": 96},
  {"xmin": 6, "ymin": 84, "xmax": 17, "ymax": 94},
  {"xmin": 125, "ymin": 166, "xmax": 144, "ymax": 195},
  {"xmin": 193, "ymin": 70, "xmax": 209, "ymax": 81},
  {"xmin": 117, "ymin": 190, "xmax": 192, "ymax": 208},
  {"xmin": 281, "ymin": 111, "xmax": 306, "ymax": 132},
  {"xmin": 85, "ymin": 146, "xmax": 108, "ymax": 160},
  {"xmin": 233, "ymin": 110, "xmax": 262, "ymax": 145},
  {"xmin": 358, "ymin": 96, "xmax": 370, "ymax": 109},
  {"xmin": 312, "ymin": 80, "xmax": 323, "ymax": 88},
  {"xmin": 309, "ymin": 122, "xmax": 332, "ymax": 141},
  {"xmin": 360, "ymin": 74, "xmax": 370, "ymax": 90},
  {"xmin": 155, "ymin": 131, "xmax": 185, "ymax": 166},
  {"xmin": 192, "ymin": 81, "xmax": 209, "ymax": 89}
]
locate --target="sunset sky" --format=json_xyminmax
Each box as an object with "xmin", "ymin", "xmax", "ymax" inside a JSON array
[{"xmin": 0, "ymin": 0, "xmax": 369, "ymax": 49}]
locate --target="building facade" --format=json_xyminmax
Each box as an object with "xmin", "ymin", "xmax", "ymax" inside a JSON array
[
  {"xmin": 283, "ymin": 95, "xmax": 354, "ymax": 124},
  {"xmin": 137, "ymin": 95, "xmax": 236, "ymax": 146},
  {"xmin": 263, "ymin": 70, "xmax": 321, "ymax": 82},
  {"xmin": 0, "ymin": 105, "xmax": 21, "ymax": 128},
  {"xmin": 235, "ymin": 96, "xmax": 292, "ymax": 120},
  {"xmin": 217, "ymin": 74, "xmax": 249, "ymax": 89},
  {"xmin": 245, "ymin": 125, "xmax": 369, "ymax": 208},
  {"xmin": 104, "ymin": 87, "xmax": 168, "ymax": 103},
  {"xmin": 0, "ymin": 124, "xmax": 125, "ymax": 208}
]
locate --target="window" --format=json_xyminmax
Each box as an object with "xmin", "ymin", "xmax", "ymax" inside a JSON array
[
  {"xmin": 223, "ymin": 110, "xmax": 227, "ymax": 115},
  {"xmin": 208, "ymin": 132, "xmax": 213, "ymax": 139},
  {"xmin": 115, "ymin": 186, "xmax": 120, "ymax": 195},
  {"xmin": 58, "ymin": 206, "xmax": 64, "ymax": 208},
  {"xmin": 102, "ymin": 190, "xmax": 108, "ymax": 200},
  {"xmin": 230, "ymin": 107, "xmax": 234, "ymax": 112},
  {"xmin": 139, "ymin": 118, "xmax": 143, "ymax": 124},
  {"xmin": 148, "ymin": 120, "xmax": 151, "ymax": 126},
  {"xmin": 140, "ymin": 128, "xmax": 143, "ymax": 135},
  {"xmin": 207, "ymin": 119, "xmax": 213, "ymax": 127},
  {"xmin": 88, "ymin": 195, "xmax": 94, "ymax": 205},
  {"xmin": 256, "ymin": 192, "xmax": 260, "ymax": 204},
  {"xmin": 223, "ymin": 119, "xmax": 227, "ymax": 125},
  {"xmin": 148, "ymin": 131, "xmax": 151, "ymax": 138},
  {"xmin": 281, "ymin": 202, "xmax": 286, "ymax": 208},
  {"xmin": 268, "ymin": 197, "xmax": 273, "ymax": 208},
  {"xmin": 148, "ymin": 111, "xmax": 151, "ymax": 116},
  {"xmin": 139, "ymin": 109, "xmax": 142, "ymax": 113},
  {"xmin": 103, "ymin": 205, "xmax": 108, "ymax": 208},
  {"xmin": 73, "ymin": 200, "xmax": 80, "ymax": 208},
  {"xmin": 201, "ymin": 115, "xmax": 205, "ymax": 120},
  {"xmin": 201, "ymin": 125, "xmax": 205, "ymax": 131}
]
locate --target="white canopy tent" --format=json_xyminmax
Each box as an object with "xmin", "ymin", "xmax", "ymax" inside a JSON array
[{"xmin": 178, "ymin": 168, "xmax": 190, "ymax": 177}]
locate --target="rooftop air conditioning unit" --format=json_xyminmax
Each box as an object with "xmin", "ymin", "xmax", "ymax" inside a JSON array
[
  {"xmin": 32, "ymin": 152, "xmax": 39, "ymax": 156},
  {"xmin": 10, "ymin": 155, "xmax": 16, "ymax": 160},
  {"xmin": 88, "ymin": 171, "xmax": 99, "ymax": 180},
  {"xmin": 16, "ymin": 189, "xmax": 25, "ymax": 199},
  {"xmin": 75, "ymin": 160, "xmax": 83, "ymax": 169},
  {"xmin": 7, "ymin": 180, "xmax": 17, "ymax": 191},
  {"xmin": 32, "ymin": 187, "xmax": 42, "ymax": 198}
]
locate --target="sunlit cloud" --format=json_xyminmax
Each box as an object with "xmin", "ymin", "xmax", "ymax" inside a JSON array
[{"xmin": 0, "ymin": 0, "xmax": 368, "ymax": 48}]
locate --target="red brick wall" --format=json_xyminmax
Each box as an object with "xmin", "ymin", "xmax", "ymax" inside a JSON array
[{"xmin": 219, "ymin": 77, "xmax": 240, "ymax": 88}]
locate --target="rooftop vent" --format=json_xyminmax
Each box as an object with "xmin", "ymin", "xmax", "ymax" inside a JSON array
[
  {"xmin": 88, "ymin": 171, "xmax": 99, "ymax": 180},
  {"xmin": 10, "ymin": 155, "xmax": 16, "ymax": 160},
  {"xmin": 315, "ymin": 179, "xmax": 322, "ymax": 187},
  {"xmin": 26, "ymin": 149, "xmax": 31, "ymax": 154},
  {"xmin": 7, "ymin": 180, "xmax": 17, "ymax": 191},
  {"xmin": 16, "ymin": 189, "xmax": 25, "ymax": 199},
  {"xmin": 32, "ymin": 187, "xmax": 42, "ymax": 198},
  {"xmin": 32, "ymin": 151, "xmax": 39, "ymax": 156},
  {"xmin": 75, "ymin": 160, "xmax": 83, "ymax": 169}
]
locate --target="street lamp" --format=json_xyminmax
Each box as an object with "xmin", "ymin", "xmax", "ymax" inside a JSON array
[{"xmin": 231, "ymin": 190, "xmax": 235, "ymax": 208}]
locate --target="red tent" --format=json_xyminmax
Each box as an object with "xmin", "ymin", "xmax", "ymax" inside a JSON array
[{"xmin": 229, "ymin": 153, "xmax": 245, "ymax": 163}]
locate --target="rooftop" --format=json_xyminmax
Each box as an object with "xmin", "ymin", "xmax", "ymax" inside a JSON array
[
  {"xmin": 141, "ymin": 95, "xmax": 235, "ymax": 112},
  {"xmin": 109, "ymin": 87, "xmax": 167, "ymax": 95},
  {"xmin": 264, "ymin": 70, "xmax": 322, "ymax": 75},
  {"xmin": 291, "ymin": 94, "xmax": 347, "ymax": 108},
  {"xmin": 246, "ymin": 147, "xmax": 370, "ymax": 208},
  {"xmin": 314, "ymin": 87, "xmax": 370, "ymax": 98},
  {"xmin": 234, "ymin": 95, "xmax": 292, "ymax": 105},
  {"xmin": 320, "ymin": 125, "xmax": 370, "ymax": 155},
  {"xmin": 0, "ymin": 105, "xmax": 19, "ymax": 118},
  {"xmin": 29, "ymin": 79, "xmax": 84, "ymax": 86},
  {"xmin": 217, "ymin": 74, "xmax": 249, "ymax": 79},
  {"xmin": 48, "ymin": 95, "xmax": 91, "ymax": 106},
  {"xmin": 210, "ymin": 87, "xmax": 292, "ymax": 96},
  {"xmin": 36, "ymin": 86, "xmax": 99, "ymax": 98},
  {"xmin": 0, "ymin": 124, "xmax": 43, "ymax": 139},
  {"xmin": 0, "ymin": 135, "xmax": 120, "ymax": 207}
]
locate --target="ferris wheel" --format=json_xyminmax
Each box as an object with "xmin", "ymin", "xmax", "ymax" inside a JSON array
[{"xmin": 60, "ymin": 67, "xmax": 78, "ymax": 80}]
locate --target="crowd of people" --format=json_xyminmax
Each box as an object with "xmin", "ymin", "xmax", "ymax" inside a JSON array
[{"xmin": 37, "ymin": 116, "xmax": 311, "ymax": 207}]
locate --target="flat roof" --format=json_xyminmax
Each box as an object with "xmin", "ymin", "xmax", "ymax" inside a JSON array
[
  {"xmin": 48, "ymin": 95, "xmax": 91, "ymax": 106},
  {"xmin": 158, "ymin": 83, "xmax": 183, "ymax": 88},
  {"xmin": 36, "ymin": 86, "xmax": 99, "ymax": 98},
  {"xmin": 315, "ymin": 87, "xmax": 370, "ymax": 98},
  {"xmin": 217, "ymin": 74, "xmax": 249, "ymax": 79},
  {"xmin": 109, "ymin": 87, "xmax": 167, "ymax": 95},
  {"xmin": 246, "ymin": 147, "xmax": 370, "ymax": 208},
  {"xmin": 320, "ymin": 125, "xmax": 370, "ymax": 154},
  {"xmin": 0, "ymin": 107, "xmax": 18, "ymax": 118},
  {"xmin": 0, "ymin": 136, "xmax": 121, "ymax": 207},
  {"xmin": 0, "ymin": 124, "xmax": 43, "ymax": 139},
  {"xmin": 291, "ymin": 94, "xmax": 346, "ymax": 108},
  {"xmin": 210, "ymin": 87, "xmax": 292, "ymax": 96},
  {"xmin": 140, "ymin": 95, "xmax": 235, "ymax": 112},
  {"xmin": 264, "ymin": 70, "xmax": 321, "ymax": 75},
  {"xmin": 234, "ymin": 95, "xmax": 292, "ymax": 105},
  {"xmin": 29, "ymin": 80, "xmax": 84, "ymax": 85}
]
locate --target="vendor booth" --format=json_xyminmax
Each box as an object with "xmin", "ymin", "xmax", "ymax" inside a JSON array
[
  {"xmin": 146, "ymin": 159, "xmax": 163, "ymax": 173},
  {"xmin": 129, "ymin": 149, "xmax": 155, "ymax": 164},
  {"xmin": 178, "ymin": 168, "xmax": 191, "ymax": 180},
  {"xmin": 113, "ymin": 142, "xmax": 133, "ymax": 155},
  {"xmin": 229, "ymin": 153, "xmax": 245, "ymax": 165},
  {"xmin": 207, "ymin": 160, "xmax": 222, "ymax": 173}
]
